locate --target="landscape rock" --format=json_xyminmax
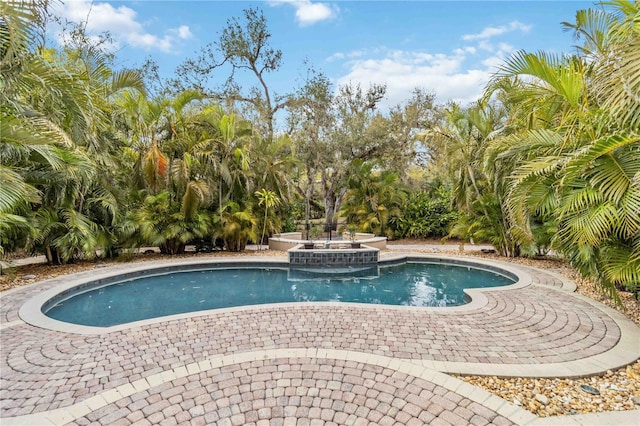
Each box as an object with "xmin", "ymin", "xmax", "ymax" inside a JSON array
[
  {"xmin": 535, "ymin": 394, "xmax": 550, "ymax": 405},
  {"xmin": 609, "ymin": 384, "xmax": 628, "ymax": 392}
]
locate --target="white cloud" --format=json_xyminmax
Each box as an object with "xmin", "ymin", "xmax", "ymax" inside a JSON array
[
  {"xmin": 481, "ymin": 43, "xmax": 515, "ymax": 69},
  {"xmin": 51, "ymin": 0, "xmax": 191, "ymax": 53},
  {"xmin": 478, "ymin": 40, "xmax": 494, "ymax": 52},
  {"xmin": 497, "ymin": 42, "xmax": 513, "ymax": 52},
  {"xmin": 481, "ymin": 55, "xmax": 506, "ymax": 69},
  {"xmin": 454, "ymin": 46, "xmax": 477, "ymax": 55},
  {"xmin": 462, "ymin": 20, "xmax": 532, "ymax": 41},
  {"xmin": 475, "ymin": 40, "xmax": 515, "ymax": 55},
  {"xmin": 296, "ymin": 2, "xmax": 334, "ymax": 25},
  {"xmin": 335, "ymin": 49, "xmax": 491, "ymax": 108},
  {"xmin": 177, "ymin": 25, "xmax": 193, "ymax": 40},
  {"xmin": 326, "ymin": 49, "xmax": 366, "ymax": 62},
  {"xmin": 270, "ymin": 0, "xmax": 338, "ymax": 26},
  {"xmin": 327, "ymin": 52, "xmax": 345, "ymax": 62}
]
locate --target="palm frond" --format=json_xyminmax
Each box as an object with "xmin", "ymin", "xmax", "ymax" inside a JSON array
[
  {"xmin": 0, "ymin": 165, "xmax": 40, "ymax": 213},
  {"xmin": 0, "ymin": 0, "xmax": 45, "ymax": 69},
  {"xmin": 592, "ymin": 1, "xmax": 640, "ymax": 128},
  {"xmin": 600, "ymin": 237, "xmax": 640, "ymax": 294},
  {"xmin": 110, "ymin": 68, "xmax": 146, "ymax": 96},
  {"xmin": 182, "ymin": 180, "xmax": 208, "ymax": 219},
  {"xmin": 562, "ymin": 8, "xmax": 619, "ymax": 56},
  {"xmin": 494, "ymin": 50, "xmax": 585, "ymax": 110}
]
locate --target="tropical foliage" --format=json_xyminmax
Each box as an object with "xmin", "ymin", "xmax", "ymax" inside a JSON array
[
  {"xmin": 427, "ymin": 101, "xmax": 523, "ymax": 256},
  {"xmin": 339, "ymin": 159, "xmax": 408, "ymax": 238},
  {"xmin": 484, "ymin": 0, "xmax": 640, "ymax": 298},
  {"xmin": 1, "ymin": 0, "xmax": 637, "ymax": 302},
  {"xmin": 1, "ymin": 0, "xmax": 144, "ymax": 262},
  {"xmin": 420, "ymin": 0, "xmax": 639, "ymax": 299},
  {"xmin": 255, "ymin": 188, "xmax": 280, "ymax": 249},
  {"xmin": 389, "ymin": 188, "xmax": 458, "ymax": 239}
]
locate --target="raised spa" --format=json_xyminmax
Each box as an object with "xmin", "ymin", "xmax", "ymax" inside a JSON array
[{"xmin": 43, "ymin": 261, "xmax": 515, "ymax": 327}]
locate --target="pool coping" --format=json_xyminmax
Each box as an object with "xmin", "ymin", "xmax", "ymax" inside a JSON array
[{"xmin": 18, "ymin": 254, "xmax": 529, "ymax": 335}]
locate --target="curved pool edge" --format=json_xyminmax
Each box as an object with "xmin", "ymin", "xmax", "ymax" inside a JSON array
[
  {"xmin": 6, "ymin": 252, "xmax": 639, "ymax": 381},
  {"xmin": 19, "ymin": 254, "xmax": 530, "ymax": 335},
  {"xmin": 18, "ymin": 257, "xmax": 290, "ymax": 335}
]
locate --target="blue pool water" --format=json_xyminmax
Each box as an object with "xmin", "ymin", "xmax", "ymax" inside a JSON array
[{"xmin": 44, "ymin": 262, "xmax": 515, "ymax": 327}]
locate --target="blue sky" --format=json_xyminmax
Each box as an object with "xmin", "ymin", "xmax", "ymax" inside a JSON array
[{"xmin": 50, "ymin": 1, "xmax": 595, "ymax": 109}]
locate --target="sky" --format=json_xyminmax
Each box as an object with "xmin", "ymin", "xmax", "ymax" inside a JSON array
[{"xmin": 49, "ymin": 0, "xmax": 596, "ymax": 110}]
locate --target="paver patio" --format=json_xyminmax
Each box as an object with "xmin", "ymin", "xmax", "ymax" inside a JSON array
[{"xmin": 1, "ymin": 252, "xmax": 638, "ymax": 425}]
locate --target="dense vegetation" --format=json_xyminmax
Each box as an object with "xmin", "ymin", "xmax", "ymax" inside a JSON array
[{"xmin": 1, "ymin": 1, "xmax": 638, "ymax": 301}]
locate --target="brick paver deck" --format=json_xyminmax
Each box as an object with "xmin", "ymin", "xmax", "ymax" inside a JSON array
[
  {"xmin": 68, "ymin": 356, "xmax": 514, "ymax": 426},
  {"xmin": 1, "ymin": 253, "xmax": 638, "ymax": 425}
]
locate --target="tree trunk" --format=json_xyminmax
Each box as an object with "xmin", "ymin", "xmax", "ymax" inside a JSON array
[
  {"xmin": 324, "ymin": 193, "xmax": 336, "ymax": 230},
  {"xmin": 259, "ymin": 209, "xmax": 268, "ymax": 251},
  {"xmin": 304, "ymin": 167, "xmax": 313, "ymax": 239},
  {"xmin": 323, "ymin": 187, "xmax": 347, "ymax": 229},
  {"xmin": 320, "ymin": 167, "xmax": 347, "ymax": 232},
  {"xmin": 45, "ymin": 245, "xmax": 53, "ymax": 264},
  {"xmin": 468, "ymin": 165, "xmax": 490, "ymax": 218}
]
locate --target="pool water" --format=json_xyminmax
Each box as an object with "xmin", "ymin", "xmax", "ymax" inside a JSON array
[{"xmin": 44, "ymin": 262, "xmax": 514, "ymax": 327}]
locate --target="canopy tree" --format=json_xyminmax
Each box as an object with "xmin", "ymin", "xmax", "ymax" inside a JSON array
[
  {"xmin": 286, "ymin": 69, "xmax": 334, "ymax": 230},
  {"xmin": 173, "ymin": 7, "xmax": 293, "ymax": 142}
]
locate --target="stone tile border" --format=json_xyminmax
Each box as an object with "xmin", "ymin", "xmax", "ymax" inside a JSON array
[
  {"xmin": 4, "ymin": 349, "xmax": 638, "ymax": 426},
  {"xmin": 0, "ymin": 348, "xmax": 532, "ymax": 425},
  {"xmin": 380, "ymin": 255, "xmax": 640, "ymax": 377}
]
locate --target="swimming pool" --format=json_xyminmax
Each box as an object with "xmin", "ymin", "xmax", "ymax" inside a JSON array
[{"xmin": 43, "ymin": 261, "xmax": 515, "ymax": 327}]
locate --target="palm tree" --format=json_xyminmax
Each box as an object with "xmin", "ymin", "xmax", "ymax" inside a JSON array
[
  {"xmin": 192, "ymin": 109, "xmax": 254, "ymax": 220},
  {"xmin": 255, "ymin": 188, "xmax": 280, "ymax": 250},
  {"xmin": 117, "ymin": 90, "xmax": 218, "ymax": 253},
  {"xmin": 486, "ymin": 0, "xmax": 640, "ymax": 299},
  {"xmin": 116, "ymin": 91, "xmax": 169, "ymax": 191},
  {"xmin": 339, "ymin": 159, "xmax": 408, "ymax": 238},
  {"xmin": 429, "ymin": 101, "xmax": 521, "ymax": 256},
  {"xmin": 218, "ymin": 201, "xmax": 257, "ymax": 252},
  {"xmin": 1, "ymin": 1, "xmax": 85, "ymax": 221},
  {"xmin": 1, "ymin": 1, "xmax": 145, "ymax": 262},
  {"xmin": 252, "ymin": 134, "xmax": 298, "ymax": 204},
  {"xmin": 564, "ymin": 0, "xmax": 640, "ymax": 130},
  {"xmin": 133, "ymin": 191, "xmax": 209, "ymax": 254}
]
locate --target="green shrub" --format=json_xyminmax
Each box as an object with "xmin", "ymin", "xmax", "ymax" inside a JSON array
[{"xmin": 390, "ymin": 192, "xmax": 458, "ymax": 239}]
